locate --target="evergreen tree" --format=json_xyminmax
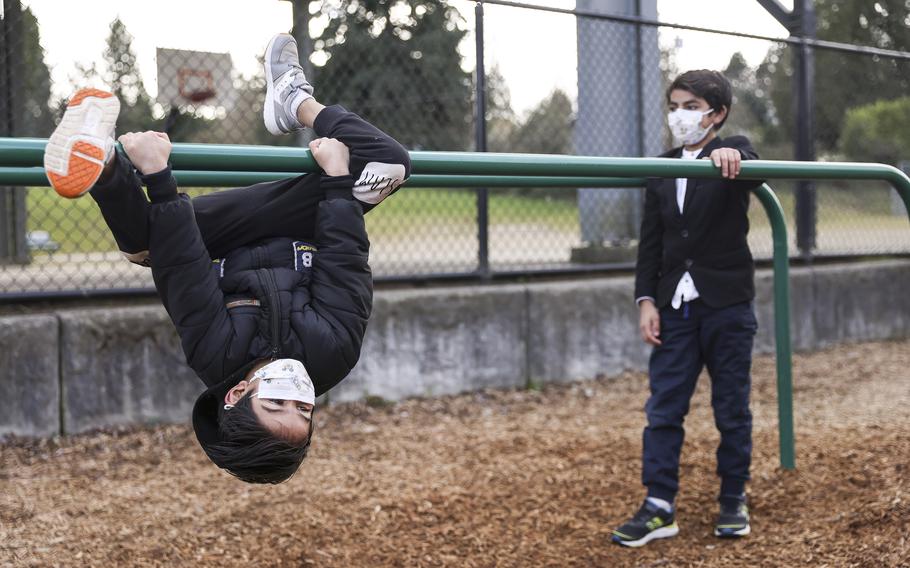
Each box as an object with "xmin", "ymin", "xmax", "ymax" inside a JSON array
[
  {"xmin": 722, "ymin": 52, "xmax": 773, "ymax": 149},
  {"xmin": 510, "ymin": 89, "xmax": 573, "ymax": 156},
  {"xmin": 309, "ymin": 0, "xmax": 471, "ymax": 151},
  {"xmin": 102, "ymin": 18, "xmax": 154, "ymax": 133},
  {"xmin": 508, "ymin": 89, "xmax": 574, "ymax": 199},
  {"xmin": 18, "ymin": 6, "xmax": 54, "ymax": 137},
  {"xmin": 484, "ymin": 65, "xmax": 518, "ymax": 153}
]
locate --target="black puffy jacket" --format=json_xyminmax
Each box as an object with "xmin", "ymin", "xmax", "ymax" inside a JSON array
[{"xmin": 141, "ymin": 168, "xmax": 371, "ymax": 440}]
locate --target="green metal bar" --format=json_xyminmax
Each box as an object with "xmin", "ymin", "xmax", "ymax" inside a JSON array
[
  {"xmin": 0, "ymin": 167, "xmax": 647, "ymax": 189},
  {"xmin": 406, "ymin": 175, "xmax": 647, "ymax": 188},
  {"xmin": 3, "ymin": 135, "xmax": 909, "ymax": 211},
  {"xmin": 0, "ymin": 164, "xmax": 799, "ymax": 469},
  {"xmin": 4, "ymin": 136, "xmax": 908, "ymax": 218},
  {"xmin": 3, "ymin": 137, "xmax": 909, "ymax": 213},
  {"xmin": 11, "ymin": 138, "xmax": 910, "ymax": 472},
  {"xmin": 753, "ymin": 184, "xmax": 795, "ymax": 470}
]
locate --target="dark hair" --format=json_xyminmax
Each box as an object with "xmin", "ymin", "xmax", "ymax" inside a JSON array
[
  {"xmin": 667, "ymin": 69, "xmax": 733, "ymax": 131},
  {"xmin": 205, "ymin": 392, "xmax": 313, "ymax": 484}
]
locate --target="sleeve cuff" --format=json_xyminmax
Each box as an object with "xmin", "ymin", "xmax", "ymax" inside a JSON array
[
  {"xmin": 322, "ymin": 174, "xmax": 355, "ymax": 201},
  {"xmin": 635, "ymin": 296, "xmax": 656, "ymax": 306},
  {"xmin": 140, "ymin": 165, "xmax": 179, "ymax": 203}
]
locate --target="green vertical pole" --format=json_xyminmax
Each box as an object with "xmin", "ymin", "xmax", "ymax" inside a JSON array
[{"xmin": 753, "ymin": 183, "xmax": 795, "ymax": 470}]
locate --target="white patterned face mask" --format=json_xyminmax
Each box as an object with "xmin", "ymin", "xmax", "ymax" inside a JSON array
[
  {"xmin": 667, "ymin": 108, "xmax": 714, "ymax": 146},
  {"xmin": 249, "ymin": 359, "xmax": 315, "ymax": 406}
]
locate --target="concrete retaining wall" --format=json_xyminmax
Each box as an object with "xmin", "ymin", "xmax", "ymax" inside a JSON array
[{"xmin": 2, "ymin": 260, "xmax": 909, "ymax": 437}]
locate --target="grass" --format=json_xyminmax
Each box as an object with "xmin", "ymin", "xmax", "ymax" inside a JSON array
[
  {"xmin": 26, "ymin": 186, "xmax": 583, "ymax": 255},
  {"xmin": 23, "ymin": 182, "xmax": 909, "ymax": 257}
]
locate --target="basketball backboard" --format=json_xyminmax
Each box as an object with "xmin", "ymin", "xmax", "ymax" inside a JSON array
[{"xmin": 156, "ymin": 47, "xmax": 237, "ymax": 111}]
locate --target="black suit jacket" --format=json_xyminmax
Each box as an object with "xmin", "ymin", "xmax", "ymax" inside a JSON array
[{"xmin": 634, "ymin": 135, "xmax": 764, "ymax": 309}]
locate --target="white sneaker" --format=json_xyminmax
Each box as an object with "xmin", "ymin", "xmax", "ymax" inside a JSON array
[
  {"xmin": 263, "ymin": 33, "xmax": 314, "ymax": 135},
  {"xmin": 44, "ymin": 88, "xmax": 119, "ymax": 199}
]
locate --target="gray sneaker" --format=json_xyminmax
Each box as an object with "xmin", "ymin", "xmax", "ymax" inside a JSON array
[{"xmin": 263, "ymin": 33, "xmax": 314, "ymax": 135}]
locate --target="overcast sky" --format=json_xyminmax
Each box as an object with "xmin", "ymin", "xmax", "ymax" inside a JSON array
[{"xmin": 20, "ymin": 0, "xmax": 791, "ymax": 113}]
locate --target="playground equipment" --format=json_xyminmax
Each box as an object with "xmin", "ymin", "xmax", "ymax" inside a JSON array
[{"xmin": 2, "ymin": 137, "xmax": 909, "ymax": 469}]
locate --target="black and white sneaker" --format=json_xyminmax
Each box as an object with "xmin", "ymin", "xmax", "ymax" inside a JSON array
[
  {"xmin": 714, "ymin": 499, "xmax": 751, "ymax": 538},
  {"xmin": 611, "ymin": 500, "xmax": 679, "ymax": 547},
  {"xmin": 263, "ymin": 33, "xmax": 314, "ymax": 135}
]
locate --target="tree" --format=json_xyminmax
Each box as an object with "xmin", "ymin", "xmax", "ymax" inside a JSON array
[
  {"xmin": 484, "ymin": 64, "xmax": 519, "ymax": 153},
  {"xmin": 839, "ymin": 97, "xmax": 910, "ymax": 166},
  {"xmin": 722, "ymin": 52, "xmax": 773, "ymax": 148},
  {"xmin": 510, "ymin": 89, "xmax": 573, "ymax": 155},
  {"xmin": 216, "ymin": 69, "xmax": 301, "ymax": 147},
  {"xmin": 505, "ymin": 89, "xmax": 574, "ymax": 199},
  {"xmin": 756, "ymin": 0, "xmax": 910, "ymax": 155},
  {"xmin": 309, "ymin": 0, "xmax": 472, "ymax": 151},
  {"xmin": 102, "ymin": 18, "xmax": 154, "ymax": 133},
  {"xmin": 17, "ymin": 7, "xmax": 54, "ymax": 137}
]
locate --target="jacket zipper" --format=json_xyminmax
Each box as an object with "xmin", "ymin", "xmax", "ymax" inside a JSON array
[
  {"xmin": 252, "ymin": 246, "xmax": 282, "ymax": 360},
  {"xmin": 258, "ymin": 266, "xmax": 282, "ymax": 360}
]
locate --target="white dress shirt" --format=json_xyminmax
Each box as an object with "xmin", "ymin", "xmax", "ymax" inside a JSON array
[{"xmin": 670, "ymin": 148, "xmax": 702, "ymax": 309}]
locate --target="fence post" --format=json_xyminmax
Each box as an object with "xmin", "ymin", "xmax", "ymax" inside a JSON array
[
  {"xmin": 793, "ymin": 0, "xmax": 817, "ymax": 259},
  {"xmin": 474, "ymin": 1, "xmax": 490, "ymax": 279},
  {"xmin": 288, "ymin": 0, "xmax": 314, "ymax": 149},
  {"xmin": 0, "ymin": 0, "xmax": 30, "ymax": 266}
]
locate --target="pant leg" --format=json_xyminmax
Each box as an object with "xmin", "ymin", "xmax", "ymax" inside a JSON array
[
  {"xmin": 313, "ymin": 104, "xmax": 411, "ymax": 211},
  {"xmin": 89, "ymin": 149, "xmax": 152, "ymax": 265},
  {"xmin": 191, "ymin": 174, "xmax": 324, "ymax": 260},
  {"xmin": 699, "ymin": 301, "xmax": 757, "ymax": 498},
  {"xmin": 192, "ymin": 104, "xmax": 411, "ymax": 258},
  {"xmin": 641, "ymin": 303, "xmax": 704, "ymax": 502}
]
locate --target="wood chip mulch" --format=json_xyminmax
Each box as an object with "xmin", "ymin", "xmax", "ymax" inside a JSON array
[{"xmin": 2, "ymin": 340, "xmax": 908, "ymax": 567}]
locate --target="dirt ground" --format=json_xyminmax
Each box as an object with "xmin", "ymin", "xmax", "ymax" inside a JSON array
[{"xmin": 1, "ymin": 340, "xmax": 908, "ymax": 568}]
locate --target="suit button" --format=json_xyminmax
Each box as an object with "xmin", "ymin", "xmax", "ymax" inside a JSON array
[
  {"xmin": 681, "ymin": 229, "xmax": 689, "ymax": 238},
  {"xmin": 685, "ymin": 258, "xmax": 693, "ymax": 268}
]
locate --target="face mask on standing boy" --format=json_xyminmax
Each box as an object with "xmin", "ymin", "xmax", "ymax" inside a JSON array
[{"xmin": 667, "ymin": 108, "xmax": 714, "ymax": 147}]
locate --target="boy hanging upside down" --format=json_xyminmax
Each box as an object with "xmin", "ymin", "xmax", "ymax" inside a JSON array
[{"xmin": 43, "ymin": 33, "xmax": 411, "ymax": 484}]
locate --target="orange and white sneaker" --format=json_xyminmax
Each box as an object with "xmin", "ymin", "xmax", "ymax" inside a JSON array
[{"xmin": 44, "ymin": 88, "xmax": 120, "ymax": 199}]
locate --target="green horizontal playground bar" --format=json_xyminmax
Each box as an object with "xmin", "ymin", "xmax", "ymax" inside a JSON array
[
  {"xmin": 0, "ymin": 167, "xmax": 648, "ymax": 189},
  {"xmin": 3, "ymin": 137, "xmax": 909, "ymax": 216},
  {"xmin": 8, "ymin": 138, "xmax": 910, "ymax": 472}
]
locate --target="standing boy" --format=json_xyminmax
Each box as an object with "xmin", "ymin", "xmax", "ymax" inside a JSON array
[
  {"xmin": 43, "ymin": 33, "xmax": 410, "ymax": 484},
  {"xmin": 611, "ymin": 70, "xmax": 763, "ymax": 546}
]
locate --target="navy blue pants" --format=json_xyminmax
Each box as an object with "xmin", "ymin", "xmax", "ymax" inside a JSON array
[{"xmin": 642, "ymin": 300, "xmax": 757, "ymax": 502}]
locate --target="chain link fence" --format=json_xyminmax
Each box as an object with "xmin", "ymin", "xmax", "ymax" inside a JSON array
[{"xmin": 1, "ymin": 0, "xmax": 909, "ymax": 298}]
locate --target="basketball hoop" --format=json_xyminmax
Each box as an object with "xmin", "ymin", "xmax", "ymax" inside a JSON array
[
  {"xmin": 156, "ymin": 48, "xmax": 236, "ymax": 110},
  {"xmin": 177, "ymin": 68, "xmax": 217, "ymax": 104}
]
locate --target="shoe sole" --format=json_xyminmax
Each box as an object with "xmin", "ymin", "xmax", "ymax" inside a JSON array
[
  {"xmin": 612, "ymin": 524, "xmax": 679, "ymax": 548},
  {"xmin": 714, "ymin": 524, "xmax": 751, "ymax": 538},
  {"xmin": 44, "ymin": 88, "xmax": 119, "ymax": 199},
  {"xmin": 262, "ymin": 34, "xmax": 284, "ymax": 136}
]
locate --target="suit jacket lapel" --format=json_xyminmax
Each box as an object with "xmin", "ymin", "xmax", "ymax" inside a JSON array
[
  {"xmin": 682, "ymin": 136, "xmax": 724, "ymax": 216},
  {"xmin": 682, "ymin": 178, "xmax": 697, "ymax": 214}
]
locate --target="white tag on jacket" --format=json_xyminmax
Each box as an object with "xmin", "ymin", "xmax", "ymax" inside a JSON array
[
  {"xmin": 250, "ymin": 359, "xmax": 315, "ymax": 405},
  {"xmin": 353, "ymin": 162, "xmax": 406, "ymax": 205}
]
